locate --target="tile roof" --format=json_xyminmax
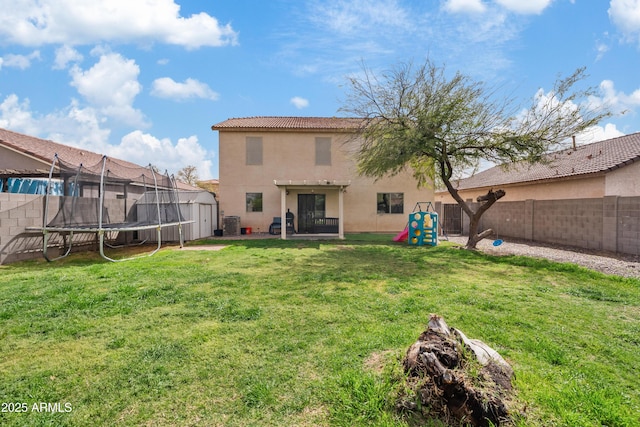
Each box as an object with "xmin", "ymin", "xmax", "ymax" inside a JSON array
[
  {"xmin": 0, "ymin": 127, "xmax": 106, "ymax": 169},
  {"xmin": 448, "ymin": 132, "xmax": 640, "ymax": 191},
  {"xmin": 211, "ymin": 116, "xmax": 363, "ymax": 131},
  {"xmin": 0, "ymin": 127, "xmax": 162, "ymax": 181}
]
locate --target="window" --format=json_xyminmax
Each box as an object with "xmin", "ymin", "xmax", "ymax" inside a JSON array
[
  {"xmin": 377, "ymin": 193, "xmax": 404, "ymax": 214},
  {"xmin": 246, "ymin": 137, "xmax": 263, "ymax": 165},
  {"xmin": 315, "ymin": 137, "xmax": 331, "ymax": 166},
  {"xmin": 246, "ymin": 193, "xmax": 263, "ymax": 212}
]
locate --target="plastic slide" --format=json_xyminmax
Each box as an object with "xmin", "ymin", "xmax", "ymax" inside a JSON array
[{"xmin": 393, "ymin": 227, "xmax": 409, "ymax": 242}]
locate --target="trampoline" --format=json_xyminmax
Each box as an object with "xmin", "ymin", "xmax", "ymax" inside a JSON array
[{"xmin": 27, "ymin": 154, "xmax": 192, "ymax": 262}]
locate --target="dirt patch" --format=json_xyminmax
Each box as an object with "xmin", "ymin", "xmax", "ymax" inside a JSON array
[
  {"xmin": 178, "ymin": 245, "xmax": 227, "ymax": 251},
  {"xmin": 363, "ymin": 350, "xmax": 396, "ymax": 373}
]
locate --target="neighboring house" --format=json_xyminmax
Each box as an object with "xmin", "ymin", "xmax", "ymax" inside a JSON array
[
  {"xmin": 0, "ymin": 127, "xmax": 214, "ymax": 264},
  {"xmin": 433, "ymin": 132, "xmax": 640, "ymax": 255},
  {"xmin": 211, "ymin": 116, "xmax": 432, "ymax": 238},
  {"xmin": 198, "ymin": 179, "xmax": 220, "ymax": 196},
  {"xmin": 435, "ymin": 132, "xmax": 640, "ymax": 204},
  {"xmin": 0, "ymin": 127, "xmax": 199, "ymax": 194}
]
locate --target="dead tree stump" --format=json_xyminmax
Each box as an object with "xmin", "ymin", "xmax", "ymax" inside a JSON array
[{"xmin": 402, "ymin": 315, "xmax": 515, "ymax": 426}]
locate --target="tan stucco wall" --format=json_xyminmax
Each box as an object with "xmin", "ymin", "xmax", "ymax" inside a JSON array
[
  {"xmin": 0, "ymin": 145, "xmax": 50, "ymax": 170},
  {"xmin": 605, "ymin": 161, "xmax": 640, "ymax": 196},
  {"xmin": 218, "ymin": 130, "xmax": 432, "ymax": 233},
  {"xmin": 435, "ymin": 174, "xmax": 606, "ymax": 204}
]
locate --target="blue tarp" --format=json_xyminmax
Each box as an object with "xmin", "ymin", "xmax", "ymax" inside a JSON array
[{"xmin": 1, "ymin": 178, "xmax": 63, "ymax": 195}]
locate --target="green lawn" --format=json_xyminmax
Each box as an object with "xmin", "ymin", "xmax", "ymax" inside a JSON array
[{"xmin": 1, "ymin": 235, "xmax": 638, "ymax": 426}]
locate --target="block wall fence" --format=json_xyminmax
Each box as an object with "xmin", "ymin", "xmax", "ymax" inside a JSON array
[
  {"xmin": 1, "ymin": 194, "xmax": 51, "ymax": 264},
  {"xmin": 1, "ymin": 193, "xmax": 211, "ymax": 264},
  {"xmin": 1, "ymin": 194, "xmax": 103, "ymax": 264},
  {"xmin": 4, "ymin": 193, "xmax": 640, "ymax": 263},
  {"xmin": 436, "ymin": 196, "xmax": 640, "ymax": 256}
]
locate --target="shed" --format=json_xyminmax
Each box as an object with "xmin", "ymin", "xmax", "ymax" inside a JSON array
[{"xmin": 137, "ymin": 190, "xmax": 217, "ymax": 242}]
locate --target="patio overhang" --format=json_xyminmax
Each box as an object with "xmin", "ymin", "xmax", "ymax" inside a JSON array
[
  {"xmin": 273, "ymin": 180, "xmax": 351, "ymax": 240},
  {"xmin": 273, "ymin": 179, "xmax": 351, "ymax": 190}
]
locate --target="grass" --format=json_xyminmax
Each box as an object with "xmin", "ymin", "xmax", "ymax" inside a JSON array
[{"xmin": 0, "ymin": 234, "xmax": 639, "ymax": 426}]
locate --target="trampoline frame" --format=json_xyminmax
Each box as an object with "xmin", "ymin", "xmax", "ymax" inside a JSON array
[{"xmin": 28, "ymin": 154, "xmax": 191, "ymax": 262}]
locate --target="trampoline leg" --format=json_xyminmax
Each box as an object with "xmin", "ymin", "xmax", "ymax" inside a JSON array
[
  {"xmin": 178, "ymin": 223, "xmax": 184, "ymax": 248},
  {"xmin": 42, "ymin": 230, "xmax": 75, "ymax": 262},
  {"xmin": 59, "ymin": 231, "xmax": 74, "ymax": 260},
  {"xmin": 150, "ymin": 226, "xmax": 162, "ymax": 256},
  {"xmin": 98, "ymin": 230, "xmax": 120, "ymax": 262},
  {"xmin": 98, "ymin": 230, "xmax": 110, "ymax": 262},
  {"xmin": 42, "ymin": 230, "xmax": 52, "ymax": 262},
  {"xmin": 99, "ymin": 227, "xmax": 163, "ymax": 262}
]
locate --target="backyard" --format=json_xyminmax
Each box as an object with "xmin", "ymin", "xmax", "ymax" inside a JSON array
[{"xmin": 0, "ymin": 235, "xmax": 638, "ymax": 426}]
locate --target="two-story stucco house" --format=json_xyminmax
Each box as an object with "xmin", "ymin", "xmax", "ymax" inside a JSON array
[{"xmin": 211, "ymin": 117, "xmax": 432, "ymax": 239}]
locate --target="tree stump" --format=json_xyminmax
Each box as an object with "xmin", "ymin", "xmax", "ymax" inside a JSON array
[{"xmin": 402, "ymin": 315, "xmax": 515, "ymax": 426}]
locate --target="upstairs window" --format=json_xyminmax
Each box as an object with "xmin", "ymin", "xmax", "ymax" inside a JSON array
[
  {"xmin": 315, "ymin": 137, "xmax": 331, "ymax": 166},
  {"xmin": 246, "ymin": 137, "xmax": 263, "ymax": 165},
  {"xmin": 377, "ymin": 193, "xmax": 404, "ymax": 214}
]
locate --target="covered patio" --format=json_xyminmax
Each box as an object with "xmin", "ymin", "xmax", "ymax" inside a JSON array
[{"xmin": 273, "ymin": 180, "xmax": 351, "ymax": 240}]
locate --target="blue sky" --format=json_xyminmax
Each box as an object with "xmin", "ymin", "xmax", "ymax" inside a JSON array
[{"xmin": 1, "ymin": 0, "xmax": 639, "ymax": 180}]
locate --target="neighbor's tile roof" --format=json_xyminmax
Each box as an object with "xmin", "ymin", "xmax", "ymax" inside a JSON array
[
  {"xmin": 0, "ymin": 127, "xmax": 156, "ymax": 180},
  {"xmin": 211, "ymin": 116, "xmax": 363, "ymax": 131},
  {"xmin": 448, "ymin": 132, "xmax": 640, "ymax": 191},
  {"xmin": 0, "ymin": 127, "xmax": 105, "ymax": 168}
]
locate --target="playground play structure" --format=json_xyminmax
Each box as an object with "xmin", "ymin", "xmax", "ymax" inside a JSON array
[
  {"xmin": 26, "ymin": 154, "xmax": 191, "ymax": 262},
  {"xmin": 393, "ymin": 202, "xmax": 445, "ymax": 246},
  {"xmin": 393, "ymin": 201, "xmax": 505, "ymax": 247}
]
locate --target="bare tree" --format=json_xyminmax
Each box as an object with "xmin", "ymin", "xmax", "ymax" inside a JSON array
[
  {"xmin": 341, "ymin": 59, "xmax": 611, "ymax": 249},
  {"xmin": 176, "ymin": 165, "xmax": 199, "ymax": 186}
]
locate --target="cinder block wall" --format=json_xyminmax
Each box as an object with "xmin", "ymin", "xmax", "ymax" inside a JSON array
[
  {"xmin": 1, "ymin": 191, "xmax": 190, "ymax": 264},
  {"xmin": 618, "ymin": 197, "xmax": 640, "ymax": 255},
  {"xmin": 532, "ymin": 198, "xmax": 603, "ymax": 250},
  {"xmin": 0, "ymin": 194, "xmax": 48, "ymax": 264},
  {"xmin": 477, "ymin": 201, "xmax": 526, "ymax": 239},
  {"xmin": 448, "ymin": 195, "xmax": 640, "ymax": 256}
]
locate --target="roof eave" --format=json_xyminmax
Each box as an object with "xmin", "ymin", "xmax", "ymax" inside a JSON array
[
  {"xmin": 605, "ymin": 155, "xmax": 640, "ymax": 173},
  {"xmin": 436, "ymin": 170, "xmax": 609, "ymax": 194},
  {"xmin": 0, "ymin": 140, "xmax": 56, "ymax": 169},
  {"xmin": 211, "ymin": 125, "xmax": 357, "ymax": 133}
]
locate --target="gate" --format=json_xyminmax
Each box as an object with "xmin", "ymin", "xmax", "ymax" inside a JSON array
[{"xmin": 443, "ymin": 204, "xmax": 462, "ymax": 234}]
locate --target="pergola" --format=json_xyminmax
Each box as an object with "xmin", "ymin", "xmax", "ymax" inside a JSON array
[{"xmin": 273, "ymin": 179, "xmax": 351, "ymax": 240}]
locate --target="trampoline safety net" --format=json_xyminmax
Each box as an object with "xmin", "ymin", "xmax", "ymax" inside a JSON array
[{"xmin": 33, "ymin": 153, "xmax": 190, "ymax": 262}]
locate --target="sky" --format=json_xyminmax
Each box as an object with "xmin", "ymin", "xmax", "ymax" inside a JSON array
[{"xmin": 1, "ymin": 0, "xmax": 639, "ymax": 180}]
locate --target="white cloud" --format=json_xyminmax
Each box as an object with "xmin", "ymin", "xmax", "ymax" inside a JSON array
[
  {"xmin": 0, "ymin": 95, "xmax": 39, "ymax": 134},
  {"xmin": 575, "ymin": 123, "xmax": 625, "ymax": 144},
  {"xmin": 151, "ymin": 77, "xmax": 219, "ymax": 101},
  {"xmin": 0, "ymin": 0, "xmax": 238, "ymax": 49},
  {"xmin": 512, "ymin": 78, "xmax": 636, "ymax": 148},
  {"xmin": 0, "ymin": 51, "xmax": 41, "ymax": 70},
  {"xmin": 443, "ymin": 0, "xmax": 486, "ymax": 14},
  {"xmin": 69, "ymin": 52, "xmax": 147, "ymax": 127},
  {"xmin": 589, "ymin": 79, "xmax": 640, "ymax": 115},
  {"xmin": 0, "ymin": 94, "xmax": 111, "ymax": 152},
  {"xmin": 595, "ymin": 41, "xmax": 610, "ymax": 61},
  {"xmin": 494, "ymin": 0, "xmax": 554, "ymax": 14},
  {"xmin": 309, "ymin": 0, "xmax": 411, "ymax": 35},
  {"xmin": 442, "ymin": 0, "xmax": 554, "ymax": 15},
  {"xmin": 290, "ymin": 96, "xmax": 309, "ymax": 109},
  {"xmin": 110, "ymin": 131, "xmax": 214, "ymax": 179},
  {"xmin": 609, "ymin": 0, "xmax": 640, "ymax": 45},
  {"xmin": 0, "ymin": 94, "xmax": 214, "ymax": 178},
  {"xmin": 53, "ymin": 45, "xmax": 83, "ymax": 70}
]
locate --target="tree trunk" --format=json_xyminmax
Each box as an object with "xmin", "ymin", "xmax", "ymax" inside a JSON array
[
  {"xmin": 465, "ymin": 215, "xmax": 496, "ymax": 250},
  {"xmin": 441, "ymin": 167, "xmax": 506, "ymax": 250},
  {"xmin": 402, "ymin": 315, "xmax": 515, "ymax": 426},
  {"xmin": 464, "ymin": 189, "xmax": 506, "ymax": 250}
]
